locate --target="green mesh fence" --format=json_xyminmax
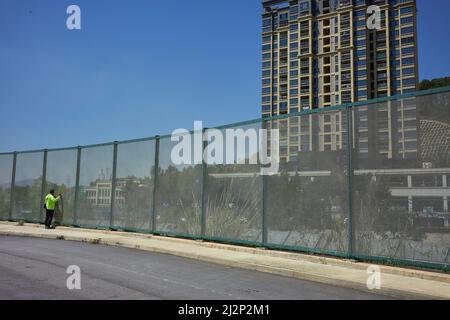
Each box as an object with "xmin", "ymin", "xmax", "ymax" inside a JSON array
[
  {"xmin": 0, "ymin": 154, "xmax": 13, "ymax": 220},
  {"xmin": 75, "ymin": 144, "xmax": 114, "ymax": 228},
  {"xmin": 113, "ymin": 139, "xmax": 155, "ymax": 232},
  {"xmin": 204, "ymin": 122, "xmax": 263, "ymax": 243},
  {"xmin": 1, "ymin": 87, "xmax": 449, "ymax": 271},
  {"xmin": 45, "ymin": 149, "xmax": 78, "ymax": 226},
  {"xmin": 265, "ymin": 110, "xmax": 349, "ymax": 255},
  {"xmin": 154, "ymin": 134, "xmax": 202, "ymax": 236},
  {"xmin": 11, "ymin": 151, "xmax": 44, "ymax": 223},
  {"xmin": 351, "ymin": 91, "xmax": 450, "ymax": 266}
]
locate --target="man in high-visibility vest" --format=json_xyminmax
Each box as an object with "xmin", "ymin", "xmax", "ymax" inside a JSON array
[{"xmin": 44, "ymin": 189, "xmax": 61, "ymax": 229}]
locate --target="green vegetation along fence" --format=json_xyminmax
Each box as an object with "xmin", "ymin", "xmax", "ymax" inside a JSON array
[{"xmin": 1, "ymin": 86, "xmax": 450, "ymax": 271}]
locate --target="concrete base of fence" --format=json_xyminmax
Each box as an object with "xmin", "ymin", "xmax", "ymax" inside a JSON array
[{"xmin": 1, "ymin": 221, "xmax": 449, "ymax": 300}]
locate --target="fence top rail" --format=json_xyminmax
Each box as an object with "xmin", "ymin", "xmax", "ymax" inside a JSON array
[{"xmin": 1, "ymin": 85, "xmax": 450, "ymax": 154}]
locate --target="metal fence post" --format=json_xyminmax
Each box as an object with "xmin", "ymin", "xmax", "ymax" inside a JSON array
[
  {"xmin": 8, "ymin": 152, "xmax": 17, "ymax": 221},
  {"xmin": 110, "ymin": 142, "xmax": 118, "ymax": 230},
  {"xmin": 346, "ymin": 106, "xmax": 355, "ymax": 258},
  {"xmin": 201, "ymin": 128, "xmax": 208, "ymax": 238},
  {"xmin": 261, "ymin": 120, "xmax": 268, "ymax": 247},
  {"xmin": 39, "ymin": 150, "xmax": 48, "ymax": 224},
  {"xmin": 73, "ymin": 146, "xmax": 81, "ymax": 226},
  {"xmin": 444, "ymin": 247, "xmax": 450, "ymax": 272},
  {"xmin": 151, "ymin": 136, "xmax": 160, "ymax": 233}
]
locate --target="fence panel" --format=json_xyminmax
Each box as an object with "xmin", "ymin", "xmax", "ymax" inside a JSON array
[
  {"xmin": 154, "ymin": 134, "xmax": 202, "ymax": 236},
  {"xmin": 351, "ymin": 91, "xmax": 450, "ymax": 266},
  {"xmin": 113, "ymin": 140, "xmax": 156, "ymax": 232},
  {"xmin": 265, "ymin": 110, "xmax": 350, "ymax": 254},
  {"xmin": 0, "ymin": 154, "xmax": 13, "ymax": 220},
  {"xmin": 45, "ymin": 149, "xmax": 78, "ymax": 226},
  {"xmin": 204, "ymin": 122, "xmax": 263, "ymax": 244},
  {"xmin": 12, "ymin": 151, "xmax": 44, "ymax": 222},
  {"xmin": 75, "ymin": 145, "xmax": 114, "ymax": 228}
]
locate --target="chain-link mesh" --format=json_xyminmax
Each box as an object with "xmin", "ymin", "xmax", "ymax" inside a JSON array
[
  {"xmin": 45, "ymin": 149, "xmax": 78, "ymax": 226},
  {"xmin": 113, "ymin": 140, "xmax": 155, "ymax": 232},
  {"xmin": 0, "ymin": 154, "xmax": 13, "ymax": 220},
  {"xmin": 154, "ymin": 134, "xmax": 202, "ymax": 235},
  {"xmin": 352, "ymin": 91, "xmax": 450, "ymax": 264},
  {"xmin": 204, "ymin": 122, "xmax": 263, "ymax": 243},
  {"xmin": 12, "ymin": 151, "xmax": 44, "ymax": 222},
  {"xmin": 75, "ymin": 145, "xmax": 114, "ymax": 227},
  {"xmin": 265, "ymin": 110, "xmax": 349, "ymax": 254}
]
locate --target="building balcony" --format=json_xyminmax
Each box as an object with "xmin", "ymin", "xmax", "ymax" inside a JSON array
[
  {"xmin": 300, "ymin": 61, "xmax": 310, "ymax": 67},
  {"xmin": 342, "ymin": 84, "xmax": 352, "ymax": 90}
]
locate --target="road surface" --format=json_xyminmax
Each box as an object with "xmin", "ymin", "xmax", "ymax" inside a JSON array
[{"xmin": 0, "ymin": 236, "xmax": 389, "ymax": 300}]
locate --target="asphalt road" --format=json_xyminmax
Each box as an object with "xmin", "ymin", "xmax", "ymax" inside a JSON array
[{"xmin": 0, "ymin": 236, "xmax": 389, "ymax": 300}]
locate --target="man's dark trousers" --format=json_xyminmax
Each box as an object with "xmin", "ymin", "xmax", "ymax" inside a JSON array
[{"xmin": 45, "ymin": 209, "xmax": 55, "ymax": 228}]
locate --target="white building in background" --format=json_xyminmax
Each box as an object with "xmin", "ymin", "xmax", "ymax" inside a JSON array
[
  {"xmin": 354, "ymin": 168, "xmax": 450, "ymax": 217},
  {"xmin": 84, "ymin": 177, "xmax": 140, "ymax": 208}
]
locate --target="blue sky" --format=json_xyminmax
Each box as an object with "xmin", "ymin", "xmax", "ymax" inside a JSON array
[{"xmin": 0, "ymin": 0, "xmax": 449, "ymax": 152}]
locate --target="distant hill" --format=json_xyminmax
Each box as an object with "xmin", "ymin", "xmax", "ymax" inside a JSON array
[
  {"xmin": 0, "ymin": 182, "xmax": 11, "ymax": 189},
  {"xmin": 0, "ymin": 179, "xmax": 37, "ymax": 189},
  {"xmin": 16, "ymin": 179, "xmax": 39, "ymax": 187}
]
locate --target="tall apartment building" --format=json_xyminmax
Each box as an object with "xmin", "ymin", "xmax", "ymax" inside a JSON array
[{"xmin": 261, "ymin": 0, "xmax": 419, "ymax": 162}]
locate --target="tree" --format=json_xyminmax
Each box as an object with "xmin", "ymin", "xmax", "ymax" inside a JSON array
[{"xmin": 419, "ymin": 77, "xmax": 450, "ymax": 90}]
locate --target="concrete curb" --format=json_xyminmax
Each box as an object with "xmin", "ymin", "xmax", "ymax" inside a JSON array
[{"xmin": 1, "ymin": 222, "xmax": 450, "ymax": 300}]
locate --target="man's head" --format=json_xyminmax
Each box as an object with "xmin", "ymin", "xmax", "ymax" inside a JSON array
[{"xmin": 49, "ymin": 189, "xmax": 55, "ymax": 195}]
